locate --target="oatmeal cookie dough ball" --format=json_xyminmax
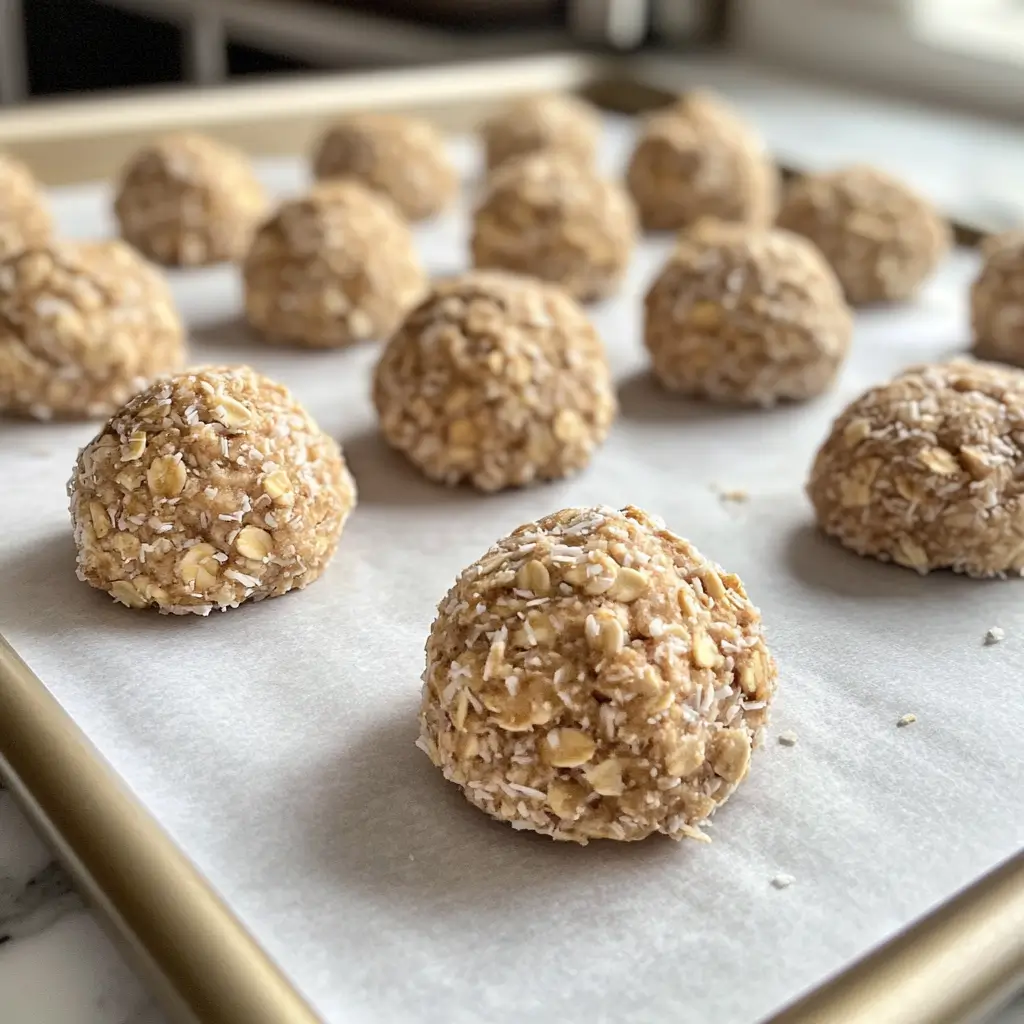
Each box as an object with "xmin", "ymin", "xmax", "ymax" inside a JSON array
[
  {"xmin": 419, "ymin": 505, "xmax": 777, "ymax": 844},
  {"xmin": 471, "ymin": 152, "xmax": 636, "ymax": 302},
  {"xmin": 808, "ymin": 360, "xmax": 1024, "ymax": 577},
  {"xmin": 0, "ymin": 241, "xmax": 185, "ymax": 420},
  {"xmin": 0, "ymin": 155, "xmax": 52, "ymax": 259},
  {"xmin": 777, "ymin": 165, "xmax": 951, "ymax": 306},
  {"xmin": 373, "ymin": 272, "xmax": 615, "ymax": 491},
  {"xmin": 971, "ymin": 231, "xmax": 1024, "ymax": 366},
  {"xmin": 626, "ymin": 91, "xmax": 779, "ymax": 233},
  {"xmin": 480, "ymin": 93, "xmax": 600, "ymax": 172},
  {"xmin": 243, "ymin": 181, "xmax": 426, "ymax": 348},
  {"xmin": 644, "ymin": 222, "xmax": 852, "ymax": 405},
  {"xmin": 69, "ymin": 366, "xmax": 356, "ymax": 614},
  {"xmin": 114, "ymin": 133, "xmax": 268, "ymax": 266},
  {"xmin": 312, "ymin": 113, "xmax": 457, "ymax": 222}
]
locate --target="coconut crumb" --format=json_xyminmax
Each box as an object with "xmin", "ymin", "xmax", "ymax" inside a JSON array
[
  {"xmin": 777, "ymin": 730, "xmax": 798, "ymax": 747},
  {"xmin": 771, "ymin": 873, "xmax": 795, "ymax": 889},
  {"xmin": 984, "ymin": 626, "xmax": 1005, "ymax": 646},
  {"xmin": 897, "ymin": 713, "xmax": 917, "ymax": 728}
]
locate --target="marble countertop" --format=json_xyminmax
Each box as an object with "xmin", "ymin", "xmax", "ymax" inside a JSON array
[{"xmin": 1, "ymin": 776, "xmax": 1021, "ymax": 1023}]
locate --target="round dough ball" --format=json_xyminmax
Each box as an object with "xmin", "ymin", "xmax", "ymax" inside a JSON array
[
  {"xmin": 312, "ymin": 113, "xmax": 457, "ymax": 222},
  {"xmin": 69, "ymin": 366, "xmax": 356, "ymax": 614},
  {"xmin": 114, "ymin": 133, "xmax": 268, "ymax": 267},
  {"xmin": 971, "ymin": 230, "xmax": 1024, "ymax": 366},
  {"xmin": 373, "ymin": 271, "xmax": 615, "ymax": 491},
  {"xmin": 626, "ymin": 91, "xmax": 779, "ymax": 233},
  {"xmin": 777, "ymin": 165, "xmax": 951, "ymax": 306},
  {"xmin": 419, "ymin": 504, "xmax": 777, "ymax": 844},
  {"xmin": 243, "ymin": 181, "xmax": 427, "ymax": 349},
  {"xmin": 0, "ymin": 240, "xmax": 185, "ymax": 420},
  {"xmin": 644, "ymin": 222, "xmax": 852, "ymax": 405},
  {"xmin": 0, "ymin": 154, "xmax": 52, "ymax": 259},
  {"xmin": 471, "ymin": 152, "xmax": 636, "ymax": 302},
  {"xmin": 808, "ymin": 359, "xmax": 1024, "ymax": 577},
  {"xmin": 480, "ymin": 93, "xmax": 600, "ymax": 172}
]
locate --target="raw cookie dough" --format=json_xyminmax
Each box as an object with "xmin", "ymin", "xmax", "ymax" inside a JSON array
[
  {"xmin": 480, "ymin": 93, "xmax": 600, "ymax": 172},
  {"xmin": 418, "ymin": 504, "xmax": 777, "ymax": 844},
  {"xmin": 0, "ymin": 240, "xmax": 185, "ymax": 420},
  {"xmin": 626, "ymin": 91, "xmax": 779, "ymax": 232},
  {"xmin": 808, "ymin": 359, "xmax": 1024, "ymax": 577},
  {"xmin": 471, "ymin": 152, "xmax": 637, "ymax": 302},
  {"xmin": 0, "ymin": 154, "xmax": 52, "ymax": 259},
  {"xmin": 971, "ymin": 230, "xmax": 1024, "ymax": 366},
  {"xmin": 373, "ymin": 271, "xmax": 616, "ymax": 491},
  {"xmin": 777, "ymin": 165, "xmax": 951, "ymax": 306},
  {"xmin": 644, "ymin": 221, "xmax": 852, "ymax": 405},
  {"xmin": 243, "ymin": 181, "xmax": 426, "ymax": 348},
  {"xmin": 114, "ymin": 133, "xmax": 268, "ymax": 266},
  {"xmin": 312, "ymin": 113, "xmax": 457, "ymax": 221},
  {"xmin": 69, "ymin": 366, "xmax": 356, "ymax": 614}
]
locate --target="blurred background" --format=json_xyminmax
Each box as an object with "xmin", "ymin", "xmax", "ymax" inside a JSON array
[{"xmin": 0, "ymin": 0, "xmax": 1022, "ymax": 119}]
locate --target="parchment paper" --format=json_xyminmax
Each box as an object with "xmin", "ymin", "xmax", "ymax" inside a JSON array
[{"xmin": 1, "ymin": 119, "xmax": 1022, "ymax": 1024}]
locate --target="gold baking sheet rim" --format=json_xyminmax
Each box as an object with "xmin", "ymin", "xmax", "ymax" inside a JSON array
[{"xmin": 0, "ymin": 52, "xmax": 1019, "ymax": 1024}]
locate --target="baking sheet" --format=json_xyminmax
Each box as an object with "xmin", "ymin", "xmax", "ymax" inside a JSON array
[{"xmin": 1, "ymin": 117, "xmax": 1022, "ymax": 1024}]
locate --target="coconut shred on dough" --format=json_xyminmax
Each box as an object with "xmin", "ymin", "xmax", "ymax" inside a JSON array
[{"xmin": 418, "ymin": 505, "xmax": 778, "ymax": 844}]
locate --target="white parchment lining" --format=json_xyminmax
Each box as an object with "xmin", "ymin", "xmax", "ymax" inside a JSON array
[{"xmin": 0, "ymin": 121, "xmax": 1021, "ymax": 1024}]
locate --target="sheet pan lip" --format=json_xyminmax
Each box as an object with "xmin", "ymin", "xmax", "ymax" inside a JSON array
[{"xmin": 0, "ymin": 53, "xmax": 1015, "ymax": 1023}]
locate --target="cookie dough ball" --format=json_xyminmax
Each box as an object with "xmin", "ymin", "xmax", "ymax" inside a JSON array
[
  {"xmin": 373, "ymin": 272, "xmax": 615, "ymax": 491},
  {"xmin": 312, "ymin": 113, "xmax": 457, "ymax": 222},
  {"xmin": 626, "ymin": 91, "xmax": 779, "ymax": 233},
  {"xmin": 971, "ymin": 231, "xmax": 1024, "ymax": 366},
  {"xmin": 243, "ymin": 181, "xmax": 426, "ymax": 348},
  {"xmin": 644, "ymin": 222, "xmax": 852, "ymax": 405},
  {"xmin": 0, "ymin": 155, "xmax": 52, "ymax": 259},
  {"xmin": 114, "ymin": 133, "xmax": 268, "ymax": 267},
  {"xmin": 418, "ymin": 504, "xmax": 777, "ymax": 844},
  {"xmin": 480, "ymin": 93, "xmax": 600, "ymax": 172},
  {"xmin": 69, "ymin": 366, "xmax": 356, "ymax": 614},
  {"xmin": 471, "ymin": 153, "xmax": 636, "ymax": 302},
  {"xmin": 0, "ymin": 241, "xmax": 185, "ymax": 420},
  {"xmin": 777, "ymin": 165, "xmax": 951, "ymax": 305},
  {"xmin": 808, "ymin": 360, "xmax": 1024, "ymax": 577}
]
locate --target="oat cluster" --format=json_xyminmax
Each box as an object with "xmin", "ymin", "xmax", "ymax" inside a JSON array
[
  {"xmin": 114, "ymin": 133, "xmax": 268, "ymax": 267},
  {"xmin": 644, "ymin": 222, "xmax": 852, "ymax": 405},
  {"xmin": 471, "ymin": 152, "xmax": 637, "ymax": 302},
  {"xmin": 419, "ymin": 505, "xmax": 777, "ymax": 844},
  {"xmin": 777, "ymin": 165, "xmax": 951, "ymax": 306},
  {"xmin": 971, "ymin": 230, "xmax": 1024, "ymax": 366},
  {"xmin": 626, "ymin": 91, "xmax": 779, "ymax": 232},
  {"xmin": 313, "ymin": 113, "xmax": 457, "ymax": 222},
  {"xmin": 0, "ymin": 241, "xmax": 185, "ymax": 420},
  {"xmin": 480, "ymin": 93, "xmax": 600, "ymax": 172},
  {"xmin": 69, "ymin": 366, "xmax": 356, "ymax": 614},
  {"xmin": 808, "ymin": 359, "xmax": 1024, "ymax": 577},
  {"xmin": 373, "ymin": 271, "xmax": 616, "ymax": 491},
  {"xmin": 0, "ymin": 155, "xmax": 52, "ymax": 260},
  {"xmin": 243, "ymin": 181, "xmax": 426, "ymax": 348}
]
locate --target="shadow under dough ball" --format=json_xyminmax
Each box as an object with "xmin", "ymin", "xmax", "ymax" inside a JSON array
[
  {"xmin": 243, "ymin": 181, "xmax": 426, "ymax": 349},
  {"xmin": 626, "ymin": 90, "xmax": 780, "ymax": 233},
  {"xmin": 471, "ymin": 151, "xmax": 637, "ymax": 302},
  {"xmin": 479, "ymin": 92, "xmax": 600, "ymax": 172},
  {"xmin": 312, "ymin": 112, "xmax": 458, "ymax": 222},
  {"xmin": 971, "ymin": 229, "xmax": 1024, "ymax": 367},
  {"xmin": 807, "ymin": 359, "xmax": 1024, "ymax": 577},
  {"xmin": 418, "ymin": 504, "xmax": 778, "ymax": 844},
  {"xmin": 777, "ymin": 164, "xmax": 951, "ymax": 306},
  {"xmin": 373, "ymin": 270, "xmax": 616, "ymax": 491},
  {"xmin": 69, "ymin": 365, "xmax": 357, "ymax": 614},
  {"xmin": 114, "ymin": 133, "xmax": 269, "ymax": 267},
  {"xmin": 0, "ymin": 240, "xmax": 185, "ymax": 420},
  {"xmin": 0, "ymin": 154, "xmax": 52, "ymax": 260},
  {"xmin": 644, "ymin": 221, "xmax": 852, "ymax": 406}
]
